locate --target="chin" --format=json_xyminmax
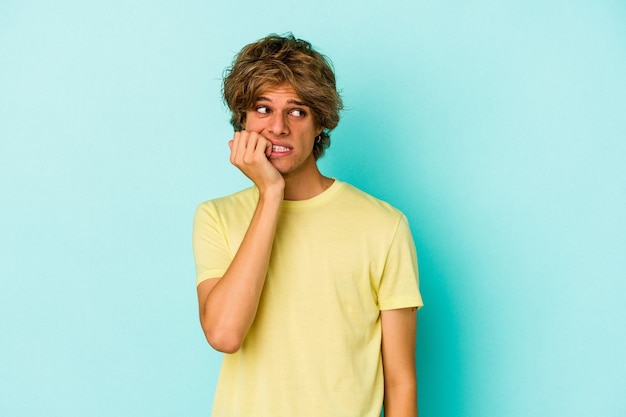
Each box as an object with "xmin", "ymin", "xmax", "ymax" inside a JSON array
[{"xmin": 270, "ymin": 161, "xmax": 292, "ymax": 174}]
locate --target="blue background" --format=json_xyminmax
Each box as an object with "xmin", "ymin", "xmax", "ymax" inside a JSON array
[{"xmin": 1, "ymin": 1, "xmax": 625, "ymax": 416}]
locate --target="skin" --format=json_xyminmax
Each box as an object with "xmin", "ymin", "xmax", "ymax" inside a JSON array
[{"xmin": 197, "ymin": 83, "xmax": 418, "ymax": 416}]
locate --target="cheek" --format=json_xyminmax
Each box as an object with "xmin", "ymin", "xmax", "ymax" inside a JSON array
[{"xmin": 244, "ymin": 116, "xmax": 264, "ymax": 132}]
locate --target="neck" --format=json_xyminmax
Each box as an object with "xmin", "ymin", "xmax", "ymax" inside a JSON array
[{"xmin": 283, "ymin": 168, "xmax": 334, "ymax": 201}]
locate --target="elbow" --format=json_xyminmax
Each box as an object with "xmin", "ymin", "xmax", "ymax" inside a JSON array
[
  {"xmin": 208, "ymin": 336, "xmax": 242, "ymax": 354},
  {"xmin": 198, "ymin": 309, "xmax": 246, "ymax": 353},
  {"xmin": 203, "ymin": 326, "xmax": 244, "ymax": 354}
]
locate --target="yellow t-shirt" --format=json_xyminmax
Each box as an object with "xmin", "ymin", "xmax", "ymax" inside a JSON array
[{"xmin": 193, "ymin": 180, "xmax": 423, "ymax": 417}]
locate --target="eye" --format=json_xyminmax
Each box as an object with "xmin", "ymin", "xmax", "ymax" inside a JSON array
[
  {"xmin": 256, "ymin": 106, "xmax": 270, "ymax": 114},
  {"xmin": 290, "ymin": 109, "xmax": 306, "ymax": 117}
]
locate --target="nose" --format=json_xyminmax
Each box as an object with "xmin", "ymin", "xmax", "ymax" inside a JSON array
[{"xmin": 268, "ymin": 112, "xmax": 288, "ymax": 136}]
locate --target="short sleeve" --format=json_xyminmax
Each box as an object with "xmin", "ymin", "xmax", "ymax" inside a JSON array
[
  {"xmin": 192, "ymin": 202, "xmax": 232, "ymax": 286},
  {"xmin": 377, "ymin": 214, "xmax": 423, "ymax": 310}
]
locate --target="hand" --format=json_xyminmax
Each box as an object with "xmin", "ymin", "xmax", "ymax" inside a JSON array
[{"xmin": 229, "ymin": 131, "xmax": 284, "ymax": 194}]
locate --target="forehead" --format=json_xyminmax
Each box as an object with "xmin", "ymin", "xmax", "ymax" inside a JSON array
[{"xmin": 255, "ymin": 83, "xmax": 305, "ymax": 104}]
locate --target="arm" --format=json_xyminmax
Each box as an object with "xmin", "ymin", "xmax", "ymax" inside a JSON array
[
  {"xmin": 197, "ymin": 131, "xmax": 284, "ymax": 353},
  {"xmin": 381, "ymin": 307, "xmax": 418, "ymax": 417}
]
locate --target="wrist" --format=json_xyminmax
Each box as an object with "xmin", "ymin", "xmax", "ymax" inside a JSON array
[{"xmin": 258, "ymin": 181, "xmax": 284, "ymax": 202}]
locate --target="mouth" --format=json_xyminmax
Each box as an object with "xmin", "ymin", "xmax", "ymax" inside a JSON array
[{"xmin": 272, "ymin": 145, "xmax": 290, "ymax": 153}]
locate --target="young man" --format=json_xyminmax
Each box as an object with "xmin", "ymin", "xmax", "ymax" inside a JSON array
[{"xmin": 193, "ymin": 34, "xmax": 423, "ymax": 417}]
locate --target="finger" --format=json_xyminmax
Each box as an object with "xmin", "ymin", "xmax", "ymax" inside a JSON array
[
  {"xmin": 231, "ymin": 132, "xmax": 247, "ymax": 165},
  {"xmin": 236, "ymin": 132, "xmax": 268, "ymax": 167},
  {"xmin": 229, "ymin": 133, "xmax": 238, "ymax": 165},
  {"xmin": 247, "ymin": 134, "xmax": 266, "ymax": 164},
  {"xmin": 251, "ymin": 135, "xmax": 272, "ymax": 159},
  {"xmin": 264, "ymin": 140, "xmax": 272, "ymax": 158}
]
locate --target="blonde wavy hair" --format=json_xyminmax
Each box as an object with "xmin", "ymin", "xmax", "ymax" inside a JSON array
[{"xmin": 222, "ymin": 34, "xmax": 343, "ymax": 159}]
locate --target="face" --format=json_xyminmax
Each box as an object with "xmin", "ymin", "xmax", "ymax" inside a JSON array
[{"xmin": 244, "ymin": 84, "xmax": 322, "ymax": 178}]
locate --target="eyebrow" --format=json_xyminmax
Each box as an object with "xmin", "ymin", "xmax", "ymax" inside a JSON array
[{"xmin": 256, "ymin": 96, "xmax": 308, "ymax": 106}]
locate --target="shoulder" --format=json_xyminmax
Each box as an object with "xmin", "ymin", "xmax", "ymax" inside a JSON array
[
  {"xmin": 194, "ymin": 187, "xmax": 258, "ymax": 225},
  {"xmin": 334, "ymin": 181, "xmax": 407, "ymax": 230},
  {"xmin": 337, "ymin": 182, "xmax": 404, "ymax": 218},
  {"xmin": 197, "ymin": 187, "xmax": 257, "ymax": 212}
]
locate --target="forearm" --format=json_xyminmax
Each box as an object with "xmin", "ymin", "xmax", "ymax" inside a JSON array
[
  {"xmin": 381, "ymin": 308, "xmax": 418, "ymax": 417},
  {"xmin": 383, "ymin": 381, "xmax": 417, "ymax": 417},
  {"xmin": 200, "ymin": 187, "xmax": 282, "ymax": 352}
]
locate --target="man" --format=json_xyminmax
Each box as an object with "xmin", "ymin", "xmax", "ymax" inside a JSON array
[{"xmin": 193, "ymin": 34, "xmax": 423, "ymax": 417}]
